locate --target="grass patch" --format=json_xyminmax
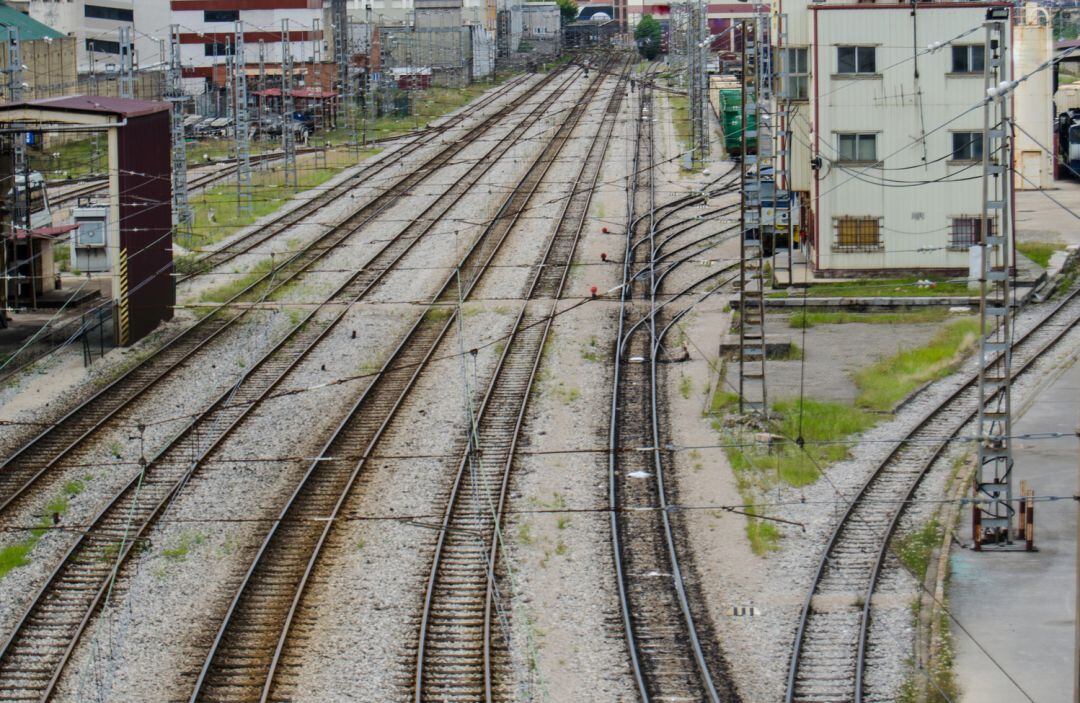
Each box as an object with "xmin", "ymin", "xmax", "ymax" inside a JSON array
[
  {"xmin": 423, "ymin": 306, "xmax": 454, "ymax": 322},
  {"xmin": 198, "ymin": 258, "xmax": 276, "ymax": 306},
  {"xmin": 895, "ymin": 519, "xmax": 942, "ymax": 581},
  {"xmin": 581, "ymin": 336, "xmax": 600, "ymax": 362},
  {"xmin": 679, "ymin": 375, "xmax": 692, "ymax": 399},
  {"xmin": 0, "ymin": 483, "xmax": 83, "ymax": 579},
  {"xmin": 774, "ymin": 276, "xmax": 969, "ymax": 299},
  {"xmin": 746, "ymin": 519, "xmax": 781, "ymax": 555},
  {"xmin": 668, "ymin": 93, "xmax": 693, "ymax": 165},
  {"xmin": 554, "ymin": 384, "xmax": 581, "ymax": 404},
  {"xmin": 727, "ymin": 398, "xmax": 875, "ymax": 487},
  {"xmin": 32, "ymin": 135, "xmax": 108, "ymax": 180},
  {"xmin": 708, "ymin": 385, "xmax": 740, "ymax": 415},
  {"xmin": 854, "ymin": 318, "xmax": 980, "ymax": 411},
  {"xmin": 161, "ymin": 532, "xmax": 208, "ymax": 562},
  {"xmin": 1016, "ymin": 240, "xmax": 1065, "ymax": 269},
  {"xmin": 186, "ymin": 158, "xmax": 372, "ymax": 252},
  {"xmin": 789, "ymin": 309, "xmax": 951, "ymax": 328},
  {"xmin": 710, "ymin": 393, "xmax": 875, "ymax": 555}
]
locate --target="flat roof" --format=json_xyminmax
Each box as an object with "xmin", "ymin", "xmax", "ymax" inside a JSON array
[{"xmin": 0, "ymin": 95, "xmax": 169, "ymax": 118}]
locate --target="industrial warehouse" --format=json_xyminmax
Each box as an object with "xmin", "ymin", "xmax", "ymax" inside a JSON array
[{"xmin": 0, "ymin": 0, "xmax": 1077, "ymax": 701}]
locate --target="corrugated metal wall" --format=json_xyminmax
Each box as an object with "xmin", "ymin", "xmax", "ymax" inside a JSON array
[{"xmin": 117, "ymin": 109, "xmax": 174, "ymax": 343}]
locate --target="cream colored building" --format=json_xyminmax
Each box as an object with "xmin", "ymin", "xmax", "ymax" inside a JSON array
[{"xmin": 772, "ymin": 1, "xmax": 1011, "ymax": 276}]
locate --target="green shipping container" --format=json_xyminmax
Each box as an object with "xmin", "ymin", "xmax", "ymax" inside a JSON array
[{"xmin": 717, "ymin": 89, "xmax": 756, "ymax": 157}]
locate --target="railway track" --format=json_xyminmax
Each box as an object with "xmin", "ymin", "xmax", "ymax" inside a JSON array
[
  {"xmin": 412, "ymin": 61, "xmax": 630, "ymax": 703},
  {"xmin": 785, "ymin": 285, "xmax": 1080, "ymax": 703},
  {"xmin": 0, "ymin": 68, "xmax": 584, "ymax": 703},
  {"xmin": 47, "ymin": 89, "xmax": 521, "ymax": 214},
  {"xmin": 0, "ymin": 75, "xmax": 533, "ymax": 392},
  {"xmin": 176, "ymin": 74, "xmax": 533, "ymax": 282},
  {"xmin": 48, "ymin": 147, "xmax": 317, "ymax": 211},
  {"xmin": 182, "ymin": 65, "xmax": 609, "ymax": 703},
  {"xmin": 0, "ymin": 70, "xmax": 561, "ymax": 520},
  {"xmin": 608, "ymin": 80, "xmax": 737, "ymax": 703}
]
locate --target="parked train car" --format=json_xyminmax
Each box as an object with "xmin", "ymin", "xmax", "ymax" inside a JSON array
[
  {"xmin": 718, "ymin": 86, "xmax": 756, "ymax": 158},
  {"xmin": 1056, "ymin": 83, "xmax": 1080, "ymax": 177}
]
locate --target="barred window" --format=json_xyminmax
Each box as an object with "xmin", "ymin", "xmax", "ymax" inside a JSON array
[
  {"xmin": 950, "ymin": 217, "xmax": 993, "ymax": 249},
  {"xmin": 834, "ymin": 217, "xmax": 883, "ymax": 251}
]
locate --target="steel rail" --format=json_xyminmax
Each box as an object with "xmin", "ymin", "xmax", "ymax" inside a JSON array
[
  {"xmin": 186, "ymin": 67, "xmax": 596, "ymax": 703},
  {"xmin": 46, "ymin": 77, "xmax": 530, "ymax": 213},
  {"xmin": 412, "ymin": 59, "xmax": 629, "ymax": 703},
  {"xmin": 175, "ymin": 74, "xmax": 533, "ymax": 283},
  {"xmin": 610, "ymin": 79, "xmax": 740, "ymax": 702},
  {"xmin": 0, "ymin": 71, "xmax": 558, "ymax": 519},
  {"xmin": 0, "ymin": 69, "xmax": 582, "ymax": 703},
  {"xmin": 609, "ymin": 76, "xmax": 651, "ymax": 701},
  {"xmin": 641, "ymin": 111, "xmax": 723, "ymax": 703},
  {"xmin": 785, "ymin": 285, "xmax": 1080, "ymax": 703}
]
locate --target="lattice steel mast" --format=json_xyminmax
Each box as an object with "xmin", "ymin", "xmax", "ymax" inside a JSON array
[
  {"xmin": 167, "ymin": 25, "xmax": 192, "ymax": 240},
  {"xmin": 973, "ymin": 15, "xmax": 1018, "ymax": 549},
  {"xmin": 737, "ymin": 16, "xmax": 769, "ymax": 414},
  {"xmin": 234, "ymin": 21, "xmax": 253, "ymax": 216},
  {"xmin": 118, "ymin": 25, "xmax": 134, "ymax": 99},
  {"xmin": 691, "ymin": 0, "xmax": 709, "ymax": 160},
  {"xmin": 281, "ymin": 19, "xmax": 299, "ymax": 189}
]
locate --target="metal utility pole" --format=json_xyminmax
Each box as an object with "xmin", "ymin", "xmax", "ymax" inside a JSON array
[
  {"xmin": 690, "ymin": 1, "xmax": 709, "ymax": 161},
  {"xmin": 118, "ymin": 25, "xmax": 135, "ymax": 99},
  {"xmin": 332, "ymin": 0, "xmax": 355, "ymax": 156},
  {"xmin": 2, "ymin": 27, "xmax": 24, "ymax": 322},
  {"xmin": 973, "ymin": 15, "xmax": 1019, "ymax": 550},
  {"xmin": 312, "ymin": 17, "xmax": 326, "ymax": 169},
  {"xmin": 258, "ymin": 38, "xmax": 267, "ymax": 152},
  {"xmin": 773, "ymin": 10, "xmax": 794, "ymax": 287},
  {"xmin": 281, "ymin": 19, "xmax": 299, "ymax": 189},
  {"xmin": 737, "ymin": 17, "xmax": 768, "ymax": 415},
  {"xmin": 166, "ymin": 25, "xmax": 192, "ymax": 241},
  {"xmin": 234, "ymin": 21, "xmax": 253, "ymax": 217}
]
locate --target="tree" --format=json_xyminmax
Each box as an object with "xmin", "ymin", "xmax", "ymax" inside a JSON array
[
  {"xmin": 635, "ymin": 15, "xmax": 662, "ymax": 60},
  {"xmin": 555, "ymin": 0, "xmax": 578, "ymax": 25}
]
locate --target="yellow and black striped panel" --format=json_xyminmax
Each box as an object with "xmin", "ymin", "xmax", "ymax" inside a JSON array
[{"xmin": 116, "ymin": 247, "xmax": 130, "ymax": 346}]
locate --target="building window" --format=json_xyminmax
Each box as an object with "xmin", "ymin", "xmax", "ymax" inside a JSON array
[
  {"xmin": 782, "ymin": 47, "xmax": 809, "ymax": 100},
  {"xmin": 86, "ymin": 38, "xmax": 121, "ymax": 54},
  {"xmin": 204, "ymin": 10, "xmax": 240, "ymax": 22},
  {"xmin": 84, "ymin": 4, "xmax": 133, "ymax": 21},
  {"xmin": 950, "ymin": 217, "xmax": 993, "ymax": 249},
  {"xmin": 837, "ymin": 46, "xmax": 876, "ymax": 74},
  {"xmin": 951, "ymin": 132, "xmax": 983, "ymax": 161},
  {"xmin": 204, "ymin": 42, "xmax": 231, "ymax": 56},
  {"xmin": 837, "ymin": 133, "xmax": 877, "ymax": 162},
  {"xmin": 834, "ymin": 217, "xmax": 883, "ymax": 252},
  {"xmin": 951, "ymin": 45, "xmax": 985, "ymax": 74}
]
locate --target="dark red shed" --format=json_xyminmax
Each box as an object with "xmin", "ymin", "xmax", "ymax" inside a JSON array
[{"xmin": 0, "ymin": 96, "xmax": 174, "ymax": 345}]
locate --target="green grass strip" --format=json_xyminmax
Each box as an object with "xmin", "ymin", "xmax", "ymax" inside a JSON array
[
  {"xmin": 854, "ymin": 318, "xmax": 980, "ymax": 411},
  {"xmin": 1016, "ymin": 241, "xmax": 1065, "ymax": 269}
]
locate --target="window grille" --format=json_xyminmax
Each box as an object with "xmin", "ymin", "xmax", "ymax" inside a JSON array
[{"xmin": 834, "ymin": 216, "xmax": 883, "ymax": 252}]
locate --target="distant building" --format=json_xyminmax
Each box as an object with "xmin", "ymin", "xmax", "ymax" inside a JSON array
[
  {"xmin": 29, "ymin": 0, "xmax": 326, "ymax": 83},
  {"xmin": 521, "ymin": 2, "xmax": 559, "ymax": 39},
  {"xmin": 28, "ymin": 0, "xmax": 134, "ymax": 71},
  {"xmin": 0, "ymin": 3, "xmax": 77, "ymax": 100}
]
